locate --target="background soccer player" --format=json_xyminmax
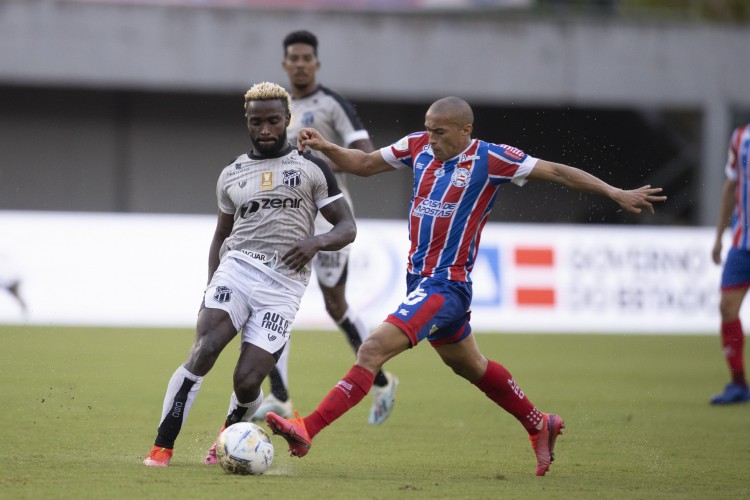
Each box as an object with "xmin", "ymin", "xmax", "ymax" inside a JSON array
[
  {"xmin": 267, "ymin": 96, "xmax": 666, "ymax": 476},
  {"xmin": 0, "ymin": 252, "xmax": 27, "ymax": 317},
  {"xmin": 709, "ymin": 122, "xmax": 750, "ymax": 405},
  {"xmin": 143, "ymin": 82, "xmax": 356, "ymax": 467},
  {"xmin": 251, "ymin": 30, "xmax": 398, "ymax": 426}
]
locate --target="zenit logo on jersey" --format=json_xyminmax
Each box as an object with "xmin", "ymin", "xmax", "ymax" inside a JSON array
[{"xmin": 240, "ymin": 198, "xmax": 302, "ymax": 218}]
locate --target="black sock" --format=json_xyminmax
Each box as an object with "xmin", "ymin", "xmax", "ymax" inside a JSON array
[
  {"xmin": 373, "ymin": 370, "xmax": 388, "ymax": 387},
  {"xmin": 339, "ymin": 317, "xmax": 363, "ymax": 352},
  {"xmin": 224, "ymin": 406, "xmax": 249, "ymax": 427},
  {"xmin": 269, "ymin": 367, "xmax": 289, "ymax": 402}
]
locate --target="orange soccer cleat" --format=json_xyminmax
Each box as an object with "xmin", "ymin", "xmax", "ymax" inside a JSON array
[
  {"xmin": 143, "ymin": 446, "xmax": 173, "ymax": 467},
  {"xmin": 265, "ymin": 410, "xmax": 312, "ymax": 458}
]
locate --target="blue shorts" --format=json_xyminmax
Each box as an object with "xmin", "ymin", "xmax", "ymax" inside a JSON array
[
  {"xmin": 385, "ymin": 273, "xmax": 472, "ymax": 348},
  {"xmin": 721, "ymin": 247, "xmax": 750, "ymax": 290}
]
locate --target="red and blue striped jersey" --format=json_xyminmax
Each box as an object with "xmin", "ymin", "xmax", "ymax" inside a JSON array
[
  {"xmin": 380, "ymin": 132, "xmax": 537, "ymax": 282},
  {"xmin": 725, "ymin": 123, "xmax": 750, "ymax": 250}
]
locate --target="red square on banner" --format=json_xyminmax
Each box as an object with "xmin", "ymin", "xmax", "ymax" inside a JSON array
[
  {"xmin": 514, "ymin": 247, "xmax": 554, "ymax": 266},
  {"xmin": 516, "ymin": 288, "xmax": 556, "ymax": 306}
]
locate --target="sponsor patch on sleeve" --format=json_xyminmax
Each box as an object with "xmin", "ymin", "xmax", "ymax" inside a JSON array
[
  {"xmin": 393, "ymin": 136, "xmax": 410, "ymax": 152},
  {"xmin": 498, "ymin": 144, "xmax": 527, "ymax": 162}
]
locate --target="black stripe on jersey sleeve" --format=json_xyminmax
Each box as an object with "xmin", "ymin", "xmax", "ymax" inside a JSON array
[
  {"xmin": 303, "ymin": 152, "xmax": 342, "ymax": 198},
  {"xmin": 318, "ymin": 85, "xmax": 366, "ymax": 131}
]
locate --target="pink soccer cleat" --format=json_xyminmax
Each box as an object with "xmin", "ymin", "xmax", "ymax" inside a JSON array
[
  {"xmin": 204, "ymin": 441, "xmax": 218, "ymax": 465},
  {"xmin": 529, "ymin": 413, "xmax": 565, "ymax": 476},
  {"xmin": 204, "ymin": 423, "xmax": 226, "ymax": 465}
]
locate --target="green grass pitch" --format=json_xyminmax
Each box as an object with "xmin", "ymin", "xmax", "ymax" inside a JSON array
[{"xmin": 1, "ymin": 326, "xmax": 748, "ymax": 499}]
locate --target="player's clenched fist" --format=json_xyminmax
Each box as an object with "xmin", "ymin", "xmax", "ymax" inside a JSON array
[{"xmin": 297, "ymin": 127, "xmax": 327, "ymax": 153}]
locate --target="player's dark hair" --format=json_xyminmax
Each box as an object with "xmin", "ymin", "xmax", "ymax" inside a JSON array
[{"xmin": 283, "ymin": 30, "xmax": 318, "ymax": 57}]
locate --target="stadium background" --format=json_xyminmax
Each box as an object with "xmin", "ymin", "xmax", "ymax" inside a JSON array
[{"xmin": 1, "ymin": 0, "xmax": 750, "ymax": 330}]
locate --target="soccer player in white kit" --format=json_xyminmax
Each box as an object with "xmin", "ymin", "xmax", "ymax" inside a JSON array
[
  {"xmin": 249, "ymin": 30, "xmax": 398, "ymax": 427},
  {"xmin": 143, "ymin": 82, "xmax": 356, "ymax": 467}
]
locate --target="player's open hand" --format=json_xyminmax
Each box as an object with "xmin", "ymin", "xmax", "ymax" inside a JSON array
[
  {"xmin": 297, "ymin": 127, "xmax": 327, "ymax": 154},
  {"xmin": 282, "ymin": 237, "xmax": 320, "ymax": 273},
  {"xmin": 614, "ymin": 185, "xmax": 667, "ymax": 215},
  {"xmin": 711, "ymin": 239, "xmax": 723, "ymax": 265}
]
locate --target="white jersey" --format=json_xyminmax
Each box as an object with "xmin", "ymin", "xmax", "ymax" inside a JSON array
[
  {"xmin": 287, "ymin": 85, "xmax": 370, "ymax": 211},
  {"xmin": 216, "ymin": 145, "xmax": 342, "ymax": 287}
]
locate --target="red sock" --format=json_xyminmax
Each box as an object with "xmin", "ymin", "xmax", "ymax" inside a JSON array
[
  {"xmin": 304, "ymin": 364, "xmax": 375, "ymax": 439},
  {"xmin": 721, "ymin": 319, "xmax": 747, "ymax": 386},
  {"xmin": 473, "ymin": 360, "xmax": 543, "ymax": 434}
]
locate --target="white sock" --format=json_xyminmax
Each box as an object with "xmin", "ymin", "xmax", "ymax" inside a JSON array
[
  {"xmin": 158, "ymin": 365, "xmax": 203, "ymax": 428},
  {"xmin": 225, "ymin": 389, "xmax": 265, "ymax": 423}
]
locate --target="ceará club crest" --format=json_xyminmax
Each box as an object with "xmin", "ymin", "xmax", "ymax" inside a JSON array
[{"xmin": 283, "ymin": 169, "xmax": 302, "ymax": 188}]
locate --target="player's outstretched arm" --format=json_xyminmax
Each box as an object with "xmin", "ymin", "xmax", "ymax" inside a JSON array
[
  {"xmin": 298, "ymin": 127, "xmax": 393, "ymax": 177},
  {"xmin": 528, "ymin": 159, "xmax": 667, "ymax": 215}
]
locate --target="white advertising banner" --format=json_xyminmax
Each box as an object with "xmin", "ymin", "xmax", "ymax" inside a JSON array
[{"xmin": 0, "ymin": 211, "xmax": 727, "ymax": 334}]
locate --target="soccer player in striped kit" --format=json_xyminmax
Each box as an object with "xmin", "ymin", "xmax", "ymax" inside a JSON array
[
  {"xmin": 267, "ymin": 96, "xmax": 665, "ymax": 476},
  {"xmin": 250, "ymin": 30, "xmax": 398, "ymax": 427},
  {"xmin": 710, "ymin": 122, "xmax": 750, "ymax": 404}
]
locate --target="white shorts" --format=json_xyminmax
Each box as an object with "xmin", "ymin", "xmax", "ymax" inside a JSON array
[
  {"xmin": 204, "ymin": 257, "xmax": 302, "ymax": 356},
  {"xmin": 313, "ymin": 212, "xmax": 351, "ymax": 288}
]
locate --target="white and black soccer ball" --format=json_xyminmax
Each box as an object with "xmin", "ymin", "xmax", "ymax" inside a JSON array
[{"xmin": 216, "ymin": 422, "xmax": 274, "ymax": 475}]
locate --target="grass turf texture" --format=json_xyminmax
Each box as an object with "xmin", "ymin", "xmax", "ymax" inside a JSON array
[{"xmin": 1, "ymin": 326, "xmax": 748, "ymax": 499}]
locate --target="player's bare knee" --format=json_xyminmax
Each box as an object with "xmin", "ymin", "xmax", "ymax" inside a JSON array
[
  {"xmin": 185, "ymin": 335, "xmax": 225, "ymax": 372},
  {"xmin": 443, "ymin": 359, "xmax": 469, "ymax": 379},
  {"xmin": 441, "ymin": 355, "xmax": 484, "ymax": 381},
  {"xmin": 719, "ymin": 298, "xmax": 742, "ymax": 320},
  {"xmin": 356, "ymin": 338, "xmax": 387, "ymax": 372},
  {"xmin": 233, "ymin": 368, "xmax": 264, "ymax": 402}
]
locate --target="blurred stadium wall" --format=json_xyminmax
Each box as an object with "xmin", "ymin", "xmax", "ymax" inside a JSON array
[{"xmin": 1, "ymin": 0, "xmax": 749, "ymax": 225}]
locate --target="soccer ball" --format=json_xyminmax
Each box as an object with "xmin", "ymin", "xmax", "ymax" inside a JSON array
[{"xmin": 216, "ymin": 422, "xmax": 274, "ymax": 475}]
